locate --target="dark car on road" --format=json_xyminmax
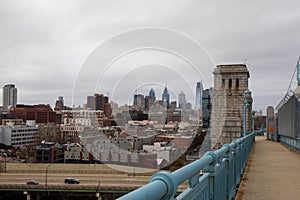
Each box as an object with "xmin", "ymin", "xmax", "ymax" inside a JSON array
[
  {"xmin": 64, "ymin": 178, "xmax": 80, "ymax": 184},
  {"xmin": 26, "ymin": 180, "xmax": 39, "ymax": 185}
]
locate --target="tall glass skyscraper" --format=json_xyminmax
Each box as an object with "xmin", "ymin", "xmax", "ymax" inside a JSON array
[
  {"xmin": 178, "ymin": 91, "xmax": 186, "ymax": 110},
  {"xmin": 2, "ymin": 84, "xmax": 17, "ymax": 109},
  {"xmin": 196, "ymin": 81, "xmax": 203, "ymax": 110},
  {"xmin": 149, "ymin": 88, "xmax": 156, "ymax": 100},
  {"xmin": 162, "ymin": 86, "xmax": 170, "ymax": 108}
]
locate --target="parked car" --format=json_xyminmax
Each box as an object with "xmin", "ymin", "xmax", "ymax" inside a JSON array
[
  {"xmin": 64, "ymin": 178, "xmax": 80, "ymax": 184},
  {"xmin": 26, "ymin": 180, "xmax": 39, "ymax": 185}
]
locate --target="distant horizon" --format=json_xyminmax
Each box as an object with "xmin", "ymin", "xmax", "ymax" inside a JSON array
[
  {"xmin": 1, "ymin": 82, "xmax": 271, "ymax": 116},
  {"xmin": 1, "ymin": 1, "xmax": 299, "ymax": 115}
]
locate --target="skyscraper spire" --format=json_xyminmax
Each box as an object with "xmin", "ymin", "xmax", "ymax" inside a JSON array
[
  {"xmin": 149, "ymin": 88, "xmax": 156, "ymax": 100},
  {"xmin": 162, "ymin": 86, "xmax": 170, "ymax": 108}
]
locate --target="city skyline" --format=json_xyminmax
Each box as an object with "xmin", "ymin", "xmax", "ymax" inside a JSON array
[
  {"xmin": 1, "ymin": 1, "xmax": 300, "ymax": 113},
  {"xmin": 0, "ymin": 83, "xmax": 202, "ymax": 110}
]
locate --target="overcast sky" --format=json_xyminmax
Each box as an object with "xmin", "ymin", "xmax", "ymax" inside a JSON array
[{"xmin": 1, "ymin": 0, "xmax": 300, "ymax": 113}]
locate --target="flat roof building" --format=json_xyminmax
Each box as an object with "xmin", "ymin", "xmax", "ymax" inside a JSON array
[{"xmin": 0, "ymin": 121, "xmax": 38, "ymax": 147}]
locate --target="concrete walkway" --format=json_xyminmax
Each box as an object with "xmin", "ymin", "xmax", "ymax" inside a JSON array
[{"xmin": 237, "ymin": 136, "xmax": 300, "ymax": 200}]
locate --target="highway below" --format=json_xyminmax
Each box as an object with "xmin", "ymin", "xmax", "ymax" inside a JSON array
[
  {"xmin": 0, "ymin": 172, "xmax": 187, "ymax": 200},
  {"xmin": 0, "ymin": 173, "xmax": 149, "ymax": 186},
  {"xmin": 0, "ymin": 173, "xmax": 150, "ymax": 200}
]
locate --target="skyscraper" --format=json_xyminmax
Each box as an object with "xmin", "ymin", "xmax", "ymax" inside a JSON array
[
  {"xmin": 196, "ymin": 81, "xmax": 203, "ymax": 110},
  {"xmin": 202, "ymin": 88, "xmax": 212, "ymax": 128},
  {"xmin": 54, "ymin": 96, "xmax": 64, "ymax": 111},
  {"xmin": 93, "ymin": 93, "xmax": 111, "ymax": 119},
  {"xmin": 133, "ymin": 94, "xmax": 145, "ymax": 110},
  {"xmin": 162, "ymin": 86, "xmax": 170, "ymax": 108},
  {"xmin": 87, "ymin": 96, "xmax": 94, "ymax": 110},
  {"xmin": 94, "ymin": 93, "xmax": 106, "ymax": 110},
  {"xmin": 149, "ymin": 88, "xmax": 156, "ymax": 100},
  {"xmin": 2, "ymin": 84, "xmax": 17, "ymax": 109},
  {"xmin": 178, "ymin": 91, "xmax": 186, "ymax": 110}
]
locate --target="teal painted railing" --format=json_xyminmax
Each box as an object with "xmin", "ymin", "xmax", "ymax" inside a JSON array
[
  {"xmin": 280, "ymin": 135, "xmax": 300, "ymax": 154},
  {"xmin": 118, "ymin": 133, "xmax": 255, "ymax": 200}
]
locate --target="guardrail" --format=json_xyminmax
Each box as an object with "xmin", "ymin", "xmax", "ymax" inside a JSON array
[
  {"xmin": 118, "ymin": 133, "xmax": 255, "ymax": 200},
  {"xmin": 279, "ymin": 135, "xmax": 300, "ymax": 154}
]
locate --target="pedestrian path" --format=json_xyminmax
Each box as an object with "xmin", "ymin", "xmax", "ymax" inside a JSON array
[{"xmin": 237, "ymin": 136, "xmax": 300, "ymax": 200}]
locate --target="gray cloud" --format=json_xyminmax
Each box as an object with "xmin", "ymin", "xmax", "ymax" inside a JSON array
[{"xmin": 1, "ymin": 0, "xmax": 300, "ymax": 112}]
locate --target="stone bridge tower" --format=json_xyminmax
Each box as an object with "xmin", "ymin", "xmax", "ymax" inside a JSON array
[{"xmin": 210, "ymin": 64, "xmax": 251, "ymax": 147}]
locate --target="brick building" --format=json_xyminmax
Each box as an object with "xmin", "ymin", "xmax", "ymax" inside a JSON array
[
  {"xmin": 11, "ymin": 104, "xmax": 56, "ymax": 124},
  {"xmin": 36, "ymin": 142, "xmax": 64, "ymax": 163}
]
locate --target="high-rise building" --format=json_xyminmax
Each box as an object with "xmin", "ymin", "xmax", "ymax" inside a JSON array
[
  {"xmin": 87, "ymin": 96, "xmax": 94, "ymax": 110},
  {"xmin": 178, "ymin": 91, "xmax": 187, "ymax": 110},
  {"xmin": 144, "ymin": 96, "xmax": 154, "ymax": 111},
  {"xmin": 54, "ymin": 96, "xmax": 64, "ymax": 111},
  {"xmin": 196, "ymin": 82, "xmax": 203, "ymax": 110},
  {"xmin": 94, "ymin": 93, "xmax": 107, "ymax": 111},
  {"xmin": 170, "ymin": 101, "xmax": 177, "ymax": 111},
  {"xmin": 162, "ymin": 86, "xmax": 170, "ymax": 108},
  {"xmin": 202, "ymin": 88, "xmax": 212, "ymax": 129},
  {"xmin": 149, "ymin": 88, "xmax": 156, "ymax": 100},
  {"xmin": 133, "ymin": 94, "xmax": 145, "ymax": 110},
  {"xmin": 93, "ymin": 94, "xmax": 111, "ymax": 122},
  {"xmin": 2, "ymin": 84, "xmax": 17, "ymax": 109}
]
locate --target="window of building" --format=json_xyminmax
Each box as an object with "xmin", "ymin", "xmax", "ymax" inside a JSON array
[
  {"xmin": 229, "ymin": 79, "xmax": 232, "ymax": 87},
  {"xmin": 221, "ymin": 79, "xmax": 225, "ymax": 87},
  {"xmin": 236, "ymin": 79, "xmax": 239, "ymax": 87}
]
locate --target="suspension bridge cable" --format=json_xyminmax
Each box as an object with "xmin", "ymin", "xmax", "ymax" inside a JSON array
[
  {"xmin": 286, "ymin": 57, "xmax": 299, "ymax": 92},
  {"xmin": 277, "ymin": 56, "xmax": 300, "ymax": 110}
]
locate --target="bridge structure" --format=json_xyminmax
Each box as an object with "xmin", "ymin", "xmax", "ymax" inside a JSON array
[
  {"xmin": 118, "ymin": 133, "xmax": 300, "ymax": 200},
  {"xmin": 1, "ymin": 133, "xmax": 298, "ymax": 200},
  {"xmin": 118, "ymin": 133, "xmax": 255, "ymax": 200},
  {"xmin": 118, "ymin": 63, "xmax": 300, "ymax": 199}
]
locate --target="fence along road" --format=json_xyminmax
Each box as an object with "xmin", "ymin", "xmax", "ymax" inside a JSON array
[{"xmin": 237, "ymin": 136, "xmax": 300, "ymax": 199}]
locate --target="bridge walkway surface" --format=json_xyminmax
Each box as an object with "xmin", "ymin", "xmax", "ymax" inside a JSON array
[{"xmin": 237, "ymin": 136, "xmax": 300, "ymax": 200}]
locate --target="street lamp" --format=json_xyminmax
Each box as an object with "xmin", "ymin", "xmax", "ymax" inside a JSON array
[
  {"xmin": 133, "ymin": 152, "xmax": 135, "ymax": 177},
  {"xmin": 45, "ymin": 165, "xmax": 50, "ymax": 186},
  {"xmin": 243, "ymin": 89, "xmax": 252, "ymax": 137},
  {"xmin": 96, "ymin": 180, "xmax": 101, "ymax": 200},
  {"xmin": 252, "ymin": 111, "xmax": 256, "ymax": 133},
  {"xmin": 3, "ymin": 153, "xmax": 7, "ymax": 173}
]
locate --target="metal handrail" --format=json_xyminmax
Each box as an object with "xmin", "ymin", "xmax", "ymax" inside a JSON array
[{"xmin": 118, "ymin": 133, "xmax": 255, "ymax": 200}]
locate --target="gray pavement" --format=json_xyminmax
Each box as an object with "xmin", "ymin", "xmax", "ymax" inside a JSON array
[{"xmin": 237, "ymin": 136, "xmax": 300, "ymax": 200}]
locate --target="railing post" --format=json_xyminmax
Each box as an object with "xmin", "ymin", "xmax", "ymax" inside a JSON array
[
  {"xmin": 235, "ymin": 140, "xmax": 242, "ymax": 188},
  {"xmin": 222, "ymin": 144, "xmax": 234, "ymax": 200},
  {"xmin": 243, "ymin": 137, "xmax": 246, "ymax": 171},
  {"xmin": 231, "ymin": 141, "xmax": 238, "ymax": 194},
  {"xmin": 148, "ymin": 171, "xmax": 177, "ymax": 200},
  {"xmin": 203, "ymin": 151, "xmax": 219, "ymax": 200}
]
